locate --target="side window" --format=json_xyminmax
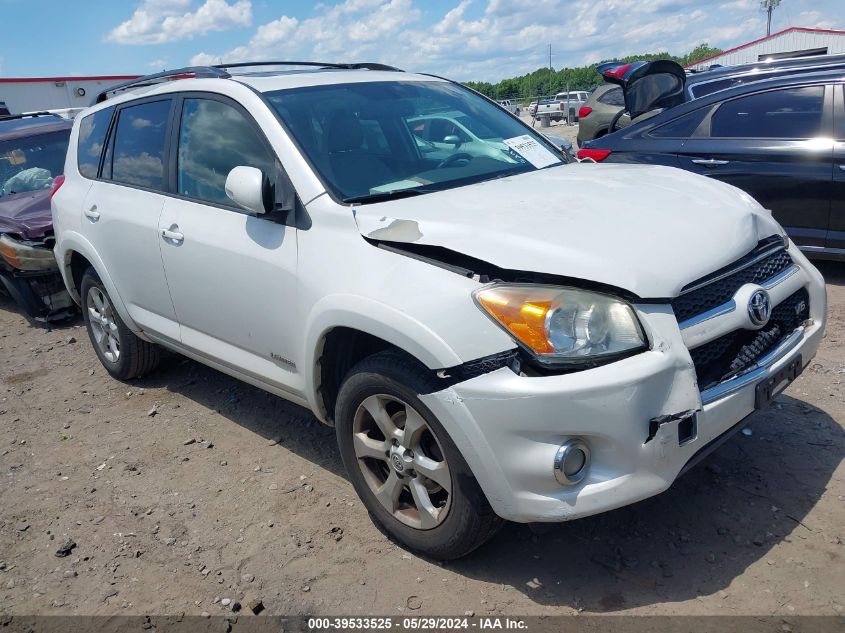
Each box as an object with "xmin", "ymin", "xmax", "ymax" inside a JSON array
[
  {"xmin": 650, "ymin": 108, "xmax": 708, "ymax": 138},
  {"xmin": 598, "ymin": 87, "xmax": 624, "ymax": 107},
  {"xmin": 710, "ymin": 86, "xmax": 825, "ymax": 139},
  {"xmin": 177, "ymin": 98, "xmax": 275, "ymax": 206},
  {"xmin": 433, "ymin": 118, "xmax": 469, "ymax": 142},
  {"xmin": 109, "ymin": 100, "xmax": 171, "ymax": 190},
  {"xmin": 77, "ymin": 107, "xmax": 113, "ymax": 179}
]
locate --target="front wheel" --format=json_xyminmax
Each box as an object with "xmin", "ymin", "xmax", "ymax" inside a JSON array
[
  {"xmin": 335, "ymin": 351, "xmax": 502, "ymax": 559},
  {"xmin": 80, "ymin": 268, "xmax": 160, "ymax": 380}
]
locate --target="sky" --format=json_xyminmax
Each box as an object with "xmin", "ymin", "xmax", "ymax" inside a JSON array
[{"xmin": 0, "ymin": 0, "xmax": 843, "ymax": 82}]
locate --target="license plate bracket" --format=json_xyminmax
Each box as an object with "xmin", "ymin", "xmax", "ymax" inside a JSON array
[{"xmin": 754, "ymin": 356, "xmax": 802, "ymax": 409}]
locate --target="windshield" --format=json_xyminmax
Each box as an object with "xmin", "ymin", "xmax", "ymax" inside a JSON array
[
  {"xmin": 0, "ymin": 130, "xmax": 70, "ymax": 198},
  {"xmin": 264, "ymin": 81, "xmax": 563, "ymax": 203}
]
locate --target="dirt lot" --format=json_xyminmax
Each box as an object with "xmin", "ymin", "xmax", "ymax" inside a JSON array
[
  {"xmin": 518, "ymin": 114, "xmax": 580, "ymax": 147},
  {"xmin": 0, "ymin": 256, "xmax": 843, "ymax": 618}
]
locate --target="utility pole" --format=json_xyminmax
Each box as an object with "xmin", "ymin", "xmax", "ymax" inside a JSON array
[
  {"xmin": 549, "ymin": 44, "xmax": 553, "ymax": 97},
  {"xmin": 761, "ymin": 0, "xmax": 781, "ymax": 36}
]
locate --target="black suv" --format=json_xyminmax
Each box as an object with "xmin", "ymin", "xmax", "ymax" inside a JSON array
[{"xmin": 581, "ymin": 62, "xmax": 845, "ymax": 261}]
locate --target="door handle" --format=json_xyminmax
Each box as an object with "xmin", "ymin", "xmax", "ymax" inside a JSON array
[
  {"xmin": 160, "ymin": 226, "xmax": 184, "ymax": 244},
  {"xmin": 691, "ymin": 159, "xmax": 729, "ymax": 167},
  {"xmin": 84, "ymin": 205, "xmax": 100, "ymax": 221}
]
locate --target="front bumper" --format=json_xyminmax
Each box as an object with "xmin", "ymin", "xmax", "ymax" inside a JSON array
[
  {"xmin": 0, "ymin": 268, "xmax": 76, "ymax": 322},
  {"xmin": 0, "ymin": 235, "xmax": 75, "ymax": 322},
  {"xmin": 420, "ymin": 261, "xmax": 826, "ymax": 523}
]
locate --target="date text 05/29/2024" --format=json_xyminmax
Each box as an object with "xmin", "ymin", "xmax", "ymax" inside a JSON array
[{"xmin": 307, "ymin": 617, "xmax": 528, "ymax": 630}]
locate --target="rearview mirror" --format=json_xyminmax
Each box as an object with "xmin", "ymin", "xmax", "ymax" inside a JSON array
[{"xmin": 225, "ymin": 166, "xmax": 270, "ymax": 215}]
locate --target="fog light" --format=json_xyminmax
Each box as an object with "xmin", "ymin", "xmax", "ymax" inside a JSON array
[{"xmin": 553, "ymin": 439, "xmax": 590, "ymax": 485}]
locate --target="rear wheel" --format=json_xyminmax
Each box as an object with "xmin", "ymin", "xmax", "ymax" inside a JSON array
[
  {"xmin": 335, "ymin": 350, "xmax": 502, "ymax": 559},
  {"xmin": 80, "ymin": 269, "xmax": 160, "ymax": 380}
]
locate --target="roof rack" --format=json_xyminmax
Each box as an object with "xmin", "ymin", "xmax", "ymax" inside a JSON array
[
  {"xmin": 214, "ymin": 61, "xmax": 403, "ymax": 72},
  {"xmin": 95, "ymin": 66, "xmax": 231, "ymax": 103},
  {"xmin": 95, "ymin": 61, "xmax": 403, "ymax": 103},
  {"xmin": 0, "ymin": 111, "xmax": 60, "ymax": 122}
]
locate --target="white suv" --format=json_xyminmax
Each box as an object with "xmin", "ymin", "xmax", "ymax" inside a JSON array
[{"xmin": 52, "ymin": 62, "xmax": 827, "ymax": 559}]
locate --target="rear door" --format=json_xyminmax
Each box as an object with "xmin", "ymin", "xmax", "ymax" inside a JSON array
[
  {"xmin": 676, "ymin": 84, "xmax": 833, "ymax": 250},
  {"xmin": 830, "ymin": 83, "xmax": 845, "ymax": 253},
  {"xmin": 596, "ymin": 107, "xmax": 709, "ymax": 167},
  {"xmin": 83, "ymin": 97, "xmax": 180, "ymax": 340}
]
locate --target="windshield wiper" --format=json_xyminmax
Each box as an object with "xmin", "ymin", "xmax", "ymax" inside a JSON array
[{"xmin": 342, "ymin": 188, "xmax": 433, "ymax": 204}]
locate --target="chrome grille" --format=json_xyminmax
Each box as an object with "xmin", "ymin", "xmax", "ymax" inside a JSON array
[
  {"xmin": 672, "ymin": 237, "xmax": 792, "ymax": 324},
  {"xmin": 689, "ymin": 288, "xmax": 809, "ymax": 391}
]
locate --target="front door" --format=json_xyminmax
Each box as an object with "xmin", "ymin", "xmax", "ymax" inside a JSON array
[
  {"xmin": 677, "ymin": 85, "xmax": 833, "ymax": 250},
  {"xmin": 157, "ymin": 94, "xmax": 302, "ymax": 395}
]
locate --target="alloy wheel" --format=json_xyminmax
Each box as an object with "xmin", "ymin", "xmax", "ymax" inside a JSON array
[
  {"xmin": 86, "ymin": 286, "xmax": 120, "ymax": 363},
  {"xmin": 352, "ymin": 394, "xmax": 452, "ymax": 530}
]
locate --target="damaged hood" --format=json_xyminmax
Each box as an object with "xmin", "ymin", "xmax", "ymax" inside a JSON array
[
  {"xmin": 0, "ymin": 190, "xmax": 53, "ymax": 240},
  {"xmin": 353, "ymin": 164, "xmax": 783, "ymax": 298}
]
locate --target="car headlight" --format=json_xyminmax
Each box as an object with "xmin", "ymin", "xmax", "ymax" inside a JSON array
[
  {"xmin": 0, "ymin": 234, "xmax": 59, "ymax": 272},
  {"xmin": 473, "ymin": 284, "xmax": 647, "ymax": 367}
]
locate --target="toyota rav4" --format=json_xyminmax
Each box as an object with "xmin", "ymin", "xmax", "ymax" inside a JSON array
[{"xmin": 52, "ymin": 62, "xmax": 827, "ymax": 559}]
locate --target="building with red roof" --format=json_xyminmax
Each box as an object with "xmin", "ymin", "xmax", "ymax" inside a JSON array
[
  {"xmin": 686, "ymin": 27, "xmax": 845, "ymax": 71},
  {"xmin": 0, "ymin": 75, "xmax": 140, "ymax": 115}
]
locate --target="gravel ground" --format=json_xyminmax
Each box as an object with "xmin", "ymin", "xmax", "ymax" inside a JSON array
[
  {"xmin": 0, "ymin": 253, "xmax": 843, "ymax": 616},
  {"xmin": 518, "ymin": 113, "xmax": 580, "ymax": 147}
]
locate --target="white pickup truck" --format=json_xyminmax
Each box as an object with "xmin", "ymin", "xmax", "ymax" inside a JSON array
[
  {"xmin": 529, "ymin": 91, "xmax": 590, "ymax": 122},
  {"xmin": 496, "ymin": 99, "xmax": 521, "ymax": 116}
]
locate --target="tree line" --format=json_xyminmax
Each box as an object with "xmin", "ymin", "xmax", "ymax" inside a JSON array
[{"xmin": 462, "ymin": 43, "xmax": 722, "ymax": 102}]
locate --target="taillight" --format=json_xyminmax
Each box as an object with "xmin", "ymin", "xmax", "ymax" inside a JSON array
[
  {"xmin": 50, "ymin": 174, "xmax": 65, "ymax": 199},
  {"xmin": 578, "ymin": 106, "xmax": 592, "ymax": 118},
  {"xmin": 603, "ymin": 63, "xmax": 631, "ymax": 80},
  {"xmin": 577, "ymin": 148, "xmax": 612, "ymax": 161},
  {"xmin": 559, "ymin": 102, "xmax": 565, "ymax": 110}
]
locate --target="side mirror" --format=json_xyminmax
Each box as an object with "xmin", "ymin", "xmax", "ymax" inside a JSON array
[
  {"xmin": 443, "ymin": 134, "xmax": 461, "ymax": 146},
  {"xmin": 225, "ymin": 166, "xmax": 270, "ymax": 215}
]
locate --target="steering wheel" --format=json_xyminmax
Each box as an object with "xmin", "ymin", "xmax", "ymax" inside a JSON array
[{"xmin": 437, "ymin": 153, "xmax": 474, "ymax": 169}]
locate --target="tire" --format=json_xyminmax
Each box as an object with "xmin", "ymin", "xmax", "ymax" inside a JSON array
[
  {"xmin": 80, "ymin": 268, "xmax": 160, "ymax": 380},
  {"xmin": 335, "ymin": 350, "xmax": 503, "ymax": 559}
]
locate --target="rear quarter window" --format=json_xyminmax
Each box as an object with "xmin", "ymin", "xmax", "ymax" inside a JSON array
[
  {"xmin": 649, "ymin": 108, "xmax": 708, "ymax": 138},
  {"xmin": 77, "ymin": 107, "xmax": 114, "ymax": 179},
  {"xmin": 597, "ymin": 87, "xmax": 624, "ymax": 107}
]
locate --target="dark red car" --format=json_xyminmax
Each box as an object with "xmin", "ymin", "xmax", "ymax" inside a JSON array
[{"xmin": 0, "ymin": 112, "xmax": 75, "ymax": 321}]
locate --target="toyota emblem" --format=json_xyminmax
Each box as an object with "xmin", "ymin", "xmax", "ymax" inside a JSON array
[{"xmin": 747, "ymin": 289, "xmax": 772, "ymax": 327}]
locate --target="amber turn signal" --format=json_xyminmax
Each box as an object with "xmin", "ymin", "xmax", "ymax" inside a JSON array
[{"xmin": 475, "ymin": 286, "xmax": 559, "ymax": 354}]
